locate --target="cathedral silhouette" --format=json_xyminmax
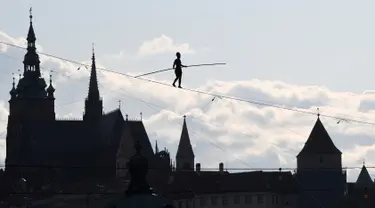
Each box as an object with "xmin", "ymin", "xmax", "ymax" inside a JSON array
[{"xmin": 5, "ymin": 11, "xmax": 172, "ymax": 187}]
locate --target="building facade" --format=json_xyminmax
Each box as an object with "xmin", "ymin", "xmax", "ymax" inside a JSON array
[
  {"xmin": 4, "ymin": 12, "xmax": 171, "ymax": 188},
  {"xmin": 164, "ymin": 116, "xmax": 373, "ymax": 208},
  {"xmin": 295, "ymin": 116, "xmax": 347, "ymax": 208}
]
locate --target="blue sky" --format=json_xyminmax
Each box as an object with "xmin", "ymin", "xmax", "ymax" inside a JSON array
[
  {"xmin": 2, "ymin": 0, "xmax": 375, "ymax": 182},
  {"xmin": 4, "ymin": 0, "xmax": 375, "ymax": 92}
]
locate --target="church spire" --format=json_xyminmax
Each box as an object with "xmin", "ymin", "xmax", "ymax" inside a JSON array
[
  {"xmin": 83, "ymin": 44, "xmax": 103, "ymax": 121},
  {"xmin": 155, "ymin": 140, "xmax": 159, "ymax": 154},
  {"xmin": 176, "ymin": 115, "xmax": 195, "ymax": 171},
  {"xmin": 87, "ymin": 43, "xmax": 100, "ymax": 100},
  {"xmin": 27, "ymin": 8, "xmax": 36, "ymax": 43},
  {"xmin": 23, "ymin": 7, "xmax": 41, "ymax": 78}
]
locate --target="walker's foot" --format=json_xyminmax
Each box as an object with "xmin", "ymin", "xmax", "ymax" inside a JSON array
[
  {"xmin": 172, "ymin": 83, "xmax": 176, "ymax": 87},
  {"xmin": 178, "ymin": 86, "xmax": 182, "ymax": 88}
]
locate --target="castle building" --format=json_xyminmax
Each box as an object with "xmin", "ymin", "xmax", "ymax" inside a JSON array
[{"xmin": 4, "ymin": 12, "xmax": 171, "ymax": 187}]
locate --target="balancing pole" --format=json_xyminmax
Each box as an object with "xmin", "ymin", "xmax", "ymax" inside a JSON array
[{"xmin": 134, "ymin": 62, "xmax": 226, "ymax": 78}]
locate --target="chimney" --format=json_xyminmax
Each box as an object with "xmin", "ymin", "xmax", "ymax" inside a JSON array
[
  {"xmin": 219, "ymin": 163, "xmax": 224, "ymax": 172},
  {"xmin": 196, "ymin": 163, "xmax": 201, "ymax": 172}
]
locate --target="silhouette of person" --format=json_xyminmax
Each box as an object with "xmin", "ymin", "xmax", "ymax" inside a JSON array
[{"xmin": 172, "ymin": 52, "xmax": 187, "ymax": 88}]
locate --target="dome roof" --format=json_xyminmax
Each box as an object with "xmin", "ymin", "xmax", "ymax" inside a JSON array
[
  {"xmin": 47, "ymin": 84, "xmax": 55, "ymax": 93},
  {"xmin": 10, "ymin": 86, "xmax": 17, "ymax": 96}
]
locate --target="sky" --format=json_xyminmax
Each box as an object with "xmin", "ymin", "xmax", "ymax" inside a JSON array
[{"xmin": 1, "ymin": 0, "xmax": 375, "ymax": 182}]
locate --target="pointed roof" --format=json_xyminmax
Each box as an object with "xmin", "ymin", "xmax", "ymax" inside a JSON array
[
  {"xmin": 27, "ymin": 10, "xmax": 36, "ymax": 43},
  {"xmin": 297, "ymin": 117, "xmax": 341, "ymax": 156},
  {"xmin": 356, "ymin": 165, "xmax": 373, "ymax": 186},
  {"xmin": 100, "ymin": 110, "xmax": 155, "ymax": 160},
  {"xmin": 23, "ymin": 8, "xmax": 41, "ymax": 78},
  {"xmin": 87, "ymin": 45, "xmax": 100, "ymax": 101},
  {"xmin": 176, "ymin": 116, "xmax": 194, "ymax": 158},
  {"xmin": 155, "ymin": 140, "xmax": 159, "ymax": 154}
]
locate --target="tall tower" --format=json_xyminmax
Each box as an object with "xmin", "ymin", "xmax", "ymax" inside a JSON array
[
  {"xmin": 6, "ymin": 9, "xmax": 55, "ymax": 175},
  {"xmin": 176, "ymin": 116, "xmax": 195, "ymax": 171},
  {"xmin": 83, "ymin": 45, "xmax": 103, "ymax": 121},
  {"xmin": 8, "ymin": 9, "xmax": 55, "ymax": 121},
  {"xmin": 296, "ymin": 115, "xmax": 346, "ymax": 208}
]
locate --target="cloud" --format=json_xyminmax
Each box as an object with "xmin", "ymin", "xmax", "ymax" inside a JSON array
[
  {"xmin": 359, "ymin": 90, "xmax": 375, "ymax": 113},
  {"xmin": 1, "ymin": 29, "xmax": 375, "ymax": 182},
  {"xmin": 113, "ymin": 77, "xmax": 375, "ymax": 181},
  {"xmin": 0, "ymin": 31, "xmax": 44, "ymax": 53},
  {"xmin": 101, "ymin": 50, "xmax": 133, "ymax": 61},
  {"xmin": 138, "ymin": 34, "xmax": 196, "ymax": 56}
]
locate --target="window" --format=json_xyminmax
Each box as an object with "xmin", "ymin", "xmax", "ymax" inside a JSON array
[
  {"xmin": 319, "ymin": 156, "xmax": 323, "ymax": 164},
  {"xmin": 199, "ymin": 197, "xmax": 206, "ymax": 206},
  {"xmin": 245, "ymin": 195, "xmax": 252, "ymax": 204},
  {"xmin": 257, "ymin": 195, "xmax": 264, "ymax": 204},
  {"xmin": 272, "ymin": 195, "xmax": 279, "ymax": 204},
  {"xmin": 234, "ymin": 195, "xmax": 240, "ymax": 204},
  {"xmin": 211, "ymin": 196, "xmax": 218, "ymax": 205},
  {"xmin": 222, "ymin": 196, "xmax": 228, "ymax": 206}
]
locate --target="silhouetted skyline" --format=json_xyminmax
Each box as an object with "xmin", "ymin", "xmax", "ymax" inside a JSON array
[{"xmin": 1, "ymin": 2, "xmax": 375, "ymax": 184}]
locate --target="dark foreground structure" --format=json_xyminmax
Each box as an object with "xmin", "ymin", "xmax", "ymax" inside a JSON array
[{"xmin": 105, "ymin": 141, "xmax": 174, "ymax": 208}]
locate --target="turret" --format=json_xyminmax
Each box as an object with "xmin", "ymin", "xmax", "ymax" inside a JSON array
[
  {"xmin": 7, "ymin": 8, "xmax": 55, "ymax": 121},
  {"xmin": 176, "ymin": 115, "xmax": 195, "ymax": 171},
  {"xmin": 47, "ymin": 73, "xmax": 55, "ymax": 99},
  {"xmin": 9, "ymin": 76, "xmax": 17, "ymax": 99},
  {"xmin": 296, "ymin": 114, "xmax": 346, "ymax": 208}
]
